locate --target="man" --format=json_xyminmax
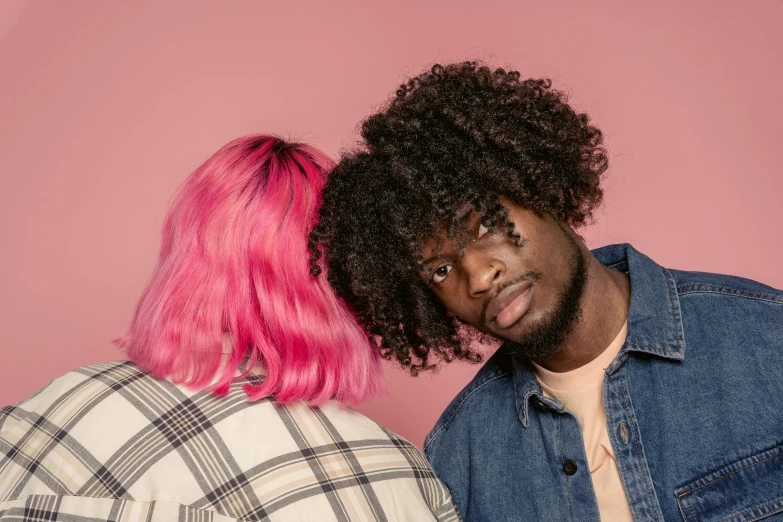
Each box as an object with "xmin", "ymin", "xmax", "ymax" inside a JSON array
[
  {"xmin": 312, "ymin": 62, "xmax": 783, "ymax": 521},
  {"xmin": 0, "ymin": 135, "xmax": 460, "ymax": 522}
]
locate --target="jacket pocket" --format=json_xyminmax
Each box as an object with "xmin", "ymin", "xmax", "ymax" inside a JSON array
[{"xmin": 675, "ymin": 443, "xmax": 783, "ymax": 522}]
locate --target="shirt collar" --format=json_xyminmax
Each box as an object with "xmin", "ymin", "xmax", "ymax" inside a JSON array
[{"xmin": 512, "ymin": 243, "xmax": 686, "ymax": 428}]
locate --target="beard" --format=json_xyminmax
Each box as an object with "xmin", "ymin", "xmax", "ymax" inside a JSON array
[{"xmin": 503, "ymin": 232, "xmax": 588, "ymax": 363}]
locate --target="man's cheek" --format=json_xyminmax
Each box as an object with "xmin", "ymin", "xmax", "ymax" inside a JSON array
[
  {"xmin": 441, "ymin": 300, "xmax": 466, "ymax": 321},
  {"xmin": 454, "ymin": 306, "xmax": 480, "ymax": 326}
]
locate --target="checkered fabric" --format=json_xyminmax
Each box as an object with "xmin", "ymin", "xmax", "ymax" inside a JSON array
[{"xmin": 0, "ymin": 361, "xmax": 461, "ymax": 521}]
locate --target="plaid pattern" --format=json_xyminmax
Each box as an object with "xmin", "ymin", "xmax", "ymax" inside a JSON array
[{"xmin": 0, "ymin": 361, "xmax": 460, "ymax": 522}]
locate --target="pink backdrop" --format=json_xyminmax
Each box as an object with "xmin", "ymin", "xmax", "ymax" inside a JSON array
[{"xmin": 1, "ymin": 1, "xmax": 781, "ymax": 448}]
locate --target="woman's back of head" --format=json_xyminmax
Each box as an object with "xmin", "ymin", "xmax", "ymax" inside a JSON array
[{"xmin": 117, "ymin": 135, "xmax": 382, "ymax": 405}]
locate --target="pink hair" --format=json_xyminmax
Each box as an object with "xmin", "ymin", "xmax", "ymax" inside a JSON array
[{"xmin": 116, "ymin": 135, "xmax": 383, "ymax": 405}]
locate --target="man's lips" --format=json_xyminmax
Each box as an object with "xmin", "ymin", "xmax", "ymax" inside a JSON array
[{"xmin": 485, "ymin": 282, "xmax": 534, "ymax": 329}]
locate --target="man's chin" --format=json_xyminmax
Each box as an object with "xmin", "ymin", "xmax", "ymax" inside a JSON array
[
  {"xmin": 504, "ymin": 335, "xmax": 564, "ymax": 362},
  {"xmin": 500, "ymin": 304, "xmax": 582, "ymax": 361},
  {"xmin": 486, "ymin": 309, "xmax": 545, "ymax": 342}
]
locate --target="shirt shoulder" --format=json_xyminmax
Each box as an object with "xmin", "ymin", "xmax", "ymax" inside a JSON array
[
  {"xmin": 671, "ymin": 269, "xmax": 783, "ymax": 304},
  {"xmin": 670, "ymin": 269, "xmax": 783, "ymax": 336},
  {"xmin": 311, "ymin": 402, "xmax": 462, "ymax": 521},
  {"xmin": 1, "ymin": 361, "xmax": 461, "ymax": 521},
  {"xmin": 424, "ymin": 349, "xmax": 514, "ymax": 456},
  {"xmin": 3, "ymin": 361, "xmax": 115, "ymax": 410}
]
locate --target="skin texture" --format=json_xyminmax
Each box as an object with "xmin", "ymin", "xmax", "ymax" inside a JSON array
[{"xmin": 420, "ymin": 199, "xmax": 631, "ymax": 372}]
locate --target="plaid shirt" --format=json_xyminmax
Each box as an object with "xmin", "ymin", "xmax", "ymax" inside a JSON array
[{"xmin": 0, "ymin": 361, "xmax": 460, "ymax": 522}]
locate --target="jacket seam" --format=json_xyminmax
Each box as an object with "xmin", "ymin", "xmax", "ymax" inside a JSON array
[
  {"xmin": 424, "ymin": 372, "xmax": 511, "ymax": 453},
  {"xmin": 624, "ymin": 342, "xmax": 680, "ymax": 357},
  {"xmin": 676, "ymin": 448, "xmax": 783, "ymax": 498},
  {"xmin": 677, "ymin": 284, "xmax": 783, "ymax": 305},
  {"xmin": 666, "ymin": 268, "xmax": 687, "ymax": 354},
  {"xmin": 605, "ymin": 372, "xmax": 636, "ymax": 517},
  {"xmin": 717, "ymin": 496, "xmax": 783, "ymax": 522},
  {"xmin": 619, "ymin": 370, "xmax": 661, "ymax": 522}
]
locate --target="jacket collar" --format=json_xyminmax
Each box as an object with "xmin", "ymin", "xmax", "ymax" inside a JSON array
[{"xmin": 512, "ymin": 243, "xmax": 686, "ymax": 428}]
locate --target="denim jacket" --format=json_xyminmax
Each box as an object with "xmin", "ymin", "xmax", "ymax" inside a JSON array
[{"xmin": 424, "ymin": 243, "xmax": 783, "ymax": 522}]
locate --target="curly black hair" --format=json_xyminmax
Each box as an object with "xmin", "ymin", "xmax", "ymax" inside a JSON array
[{"xmin": 310, "ymin": 61, "xmax": 608, "ymax": 374}]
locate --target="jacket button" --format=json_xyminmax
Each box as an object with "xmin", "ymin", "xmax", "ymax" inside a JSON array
[
  {"xmin": 530, "ymin": 396, "xmax": 548, "ymax": 412},
  {"xmin": 563, "ymin": 460, "xmax": 578, "ymax": 476}
]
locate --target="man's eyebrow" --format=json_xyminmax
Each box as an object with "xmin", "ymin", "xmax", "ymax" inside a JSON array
[{"xmin": 419, "ymin": 254, "xmax": 441, "ymax": 267}]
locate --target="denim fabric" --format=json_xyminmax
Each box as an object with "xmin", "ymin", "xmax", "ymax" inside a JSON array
[{"xmin": 424, "ymin": 244, "xmax": 783, "ymax": 522}]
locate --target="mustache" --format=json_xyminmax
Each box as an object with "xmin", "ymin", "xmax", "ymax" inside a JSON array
[{"xmin": 480, "ymin": 271, "xmax": 541, "ymax": 326}]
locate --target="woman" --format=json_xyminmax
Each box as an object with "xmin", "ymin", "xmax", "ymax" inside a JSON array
[{"xmin": 0, "ymin": 135, "xmax": 460, "ymax": 522}]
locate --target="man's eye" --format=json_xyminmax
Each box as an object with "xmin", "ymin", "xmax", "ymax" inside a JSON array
[
  {"xmin": 432, "ymin": 265, "xmax": 453, "ymax": 284},
  {"xmin": 477, "ymin": 223, "xmax": 489, "ymax": 239}
]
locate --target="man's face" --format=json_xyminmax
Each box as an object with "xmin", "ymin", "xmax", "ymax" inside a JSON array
[{"xmin": 418, "ymin": 199, "xmax": 588, "ymax": 361}]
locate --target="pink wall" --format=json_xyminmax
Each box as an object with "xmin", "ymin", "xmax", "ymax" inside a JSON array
[{"xmin": 1, "ymin": 1, "xmax": 781, "ymax": 448}]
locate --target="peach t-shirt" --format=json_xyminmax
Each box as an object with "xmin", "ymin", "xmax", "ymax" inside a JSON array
[{"xmin": 531, "ymin": 323, "xmax": 632, "ymax": 521}]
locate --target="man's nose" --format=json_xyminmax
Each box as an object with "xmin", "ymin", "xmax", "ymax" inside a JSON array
[{"xmin": 464, "ymin": 253, "xmax": 503, "ymax": 297}]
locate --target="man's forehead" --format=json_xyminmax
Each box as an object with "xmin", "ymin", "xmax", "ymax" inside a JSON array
[{"xmin": 419, "ymin": 231, "xmax": 449, "ymax": 257}]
